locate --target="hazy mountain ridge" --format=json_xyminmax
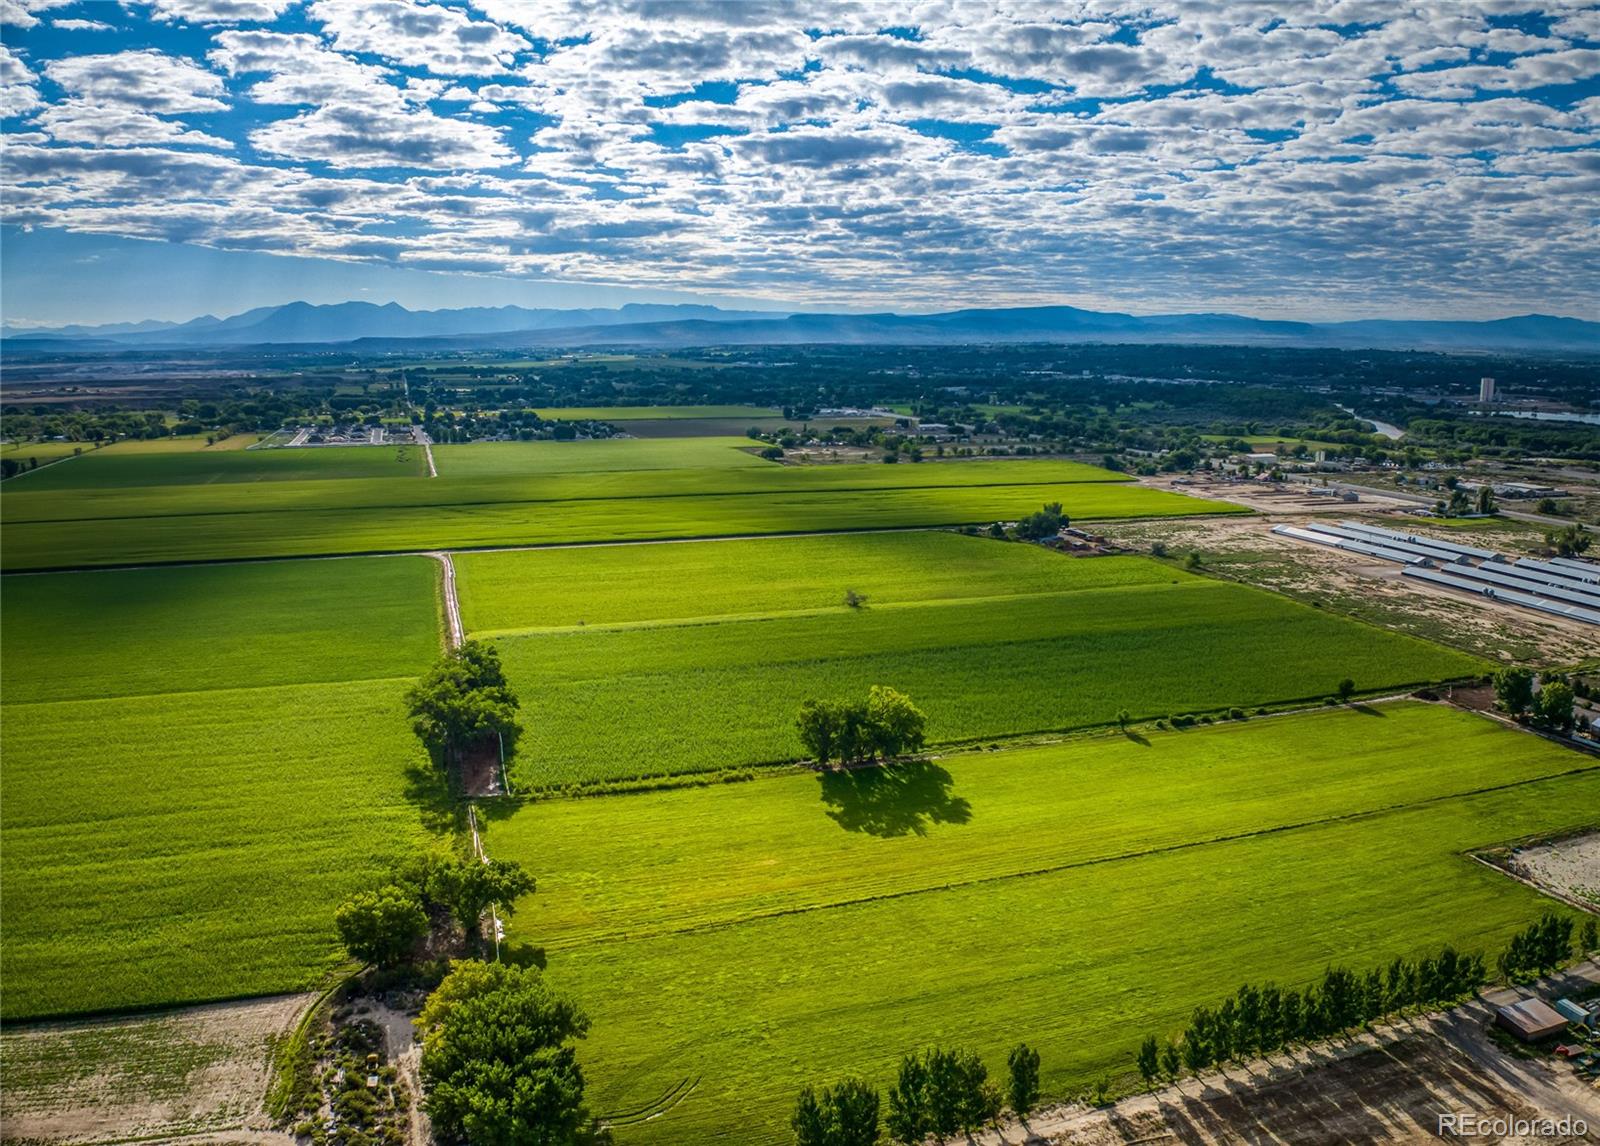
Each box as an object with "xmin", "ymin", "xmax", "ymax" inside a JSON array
[{"xmin": 4, "ymin": 301, "xmax": 1596, "ymax": 352}]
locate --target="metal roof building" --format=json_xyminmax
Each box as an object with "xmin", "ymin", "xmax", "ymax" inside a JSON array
[{"xmin": 1496, "ymin": 998, "xmax": 1570, "ymax": 1042}]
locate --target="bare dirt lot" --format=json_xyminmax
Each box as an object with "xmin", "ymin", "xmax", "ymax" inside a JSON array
[
  {"xmin": 1503, "ymin": 833, "xmax": 1600, "ymax": 909},
  {"xmin": 1107, "ymin": 484, "xmax": 1599, "ymax": 664},
  {"xmin": 0, "ymin": 994, "xmax": 308, "ymax": 1145},
  {"xmin": 980, "ymin": 960, "xmax": 1600, "ymax": 1145}
]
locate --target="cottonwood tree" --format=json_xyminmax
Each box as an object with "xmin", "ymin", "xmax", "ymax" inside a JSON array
[
  {"xmin": 334, "ymin": 885, "xmax": 428, "ymax": 967},
  {"xmin": 418, "ymin": 960, "xmax": 600, "ymax": 1146},
  {"xmin": 1535, "ymin": 681, "xmax": 1575, "ymax": 731},
  {"xmin": 434, "ymin": 857, "xmax": 537, "ymax": 940},
  {"xmin": 1493, "ymin": 667, "xmax": 1535, "ymax": 717},
  {"xmin": 406, "ymin": 640, "xmax": 522, "ymax": 762},
  {"xmin": 796, "ymin": 687, "xmax": 927, "ymax": 765}
]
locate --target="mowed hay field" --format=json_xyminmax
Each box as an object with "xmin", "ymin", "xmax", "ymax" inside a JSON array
[
  {"xmin": 6, "ymin": 443, "xmax": 425, "ymax": 490},
  {"xmin": 0, "ymin": 557, "xmax": 444, "ymax": 1019},
  {"xmin": 453, "ymin": 533, "xmax": 1486, "ymax": 787},
  {"xmin": 0, "ymin": 457, "xmax": 1227, "ymax": 570},
  {"xmin": 484, "ymin": 703, "xmax": 1600, "ymax": 1145},
  {"xmin": 431, "ymin": 436, "xmax": 769, "ymax": 477}
]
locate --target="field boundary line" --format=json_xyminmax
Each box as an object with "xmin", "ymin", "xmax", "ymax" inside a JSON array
[
  {"xmin": 467, "ymin": 804, "xmax": 505, "ymax": 960},
  {"xmin": 541, "ymin": 761, "xmax": 1600, "ymax": 953},
  {"xmin": 469, "ymin": 581, "xmax": 1218, "ymax": 640},
  {"xmin": 430, "ymin": 551, "xmax": 463, "ymax": 649}
]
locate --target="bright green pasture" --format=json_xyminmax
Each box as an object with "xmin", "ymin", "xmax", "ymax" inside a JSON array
[
  {"xmin": 1, "ymin": 469, "xmax": 1212, "ymax": 572},
  {"xmin": 532, "ymin": 405, "xmax": 779, "ymax": 420},
  {"xmin": 0, "ymin": 555, "xmax": 444, "ymax": 1019},
  {"xmin": 456, "ymin": 532, "xmax": 1174, "ymax": 634},
  {"xmin": 485, "ymin": 704, "xmax": 1598, "ymax": 1144},
  {"xmin": 6, "ymin": 444, "xmax": 424, "ymax": 490},
  {"xmin": 488, "ymin": 551, "xmax": 1483, "ymax": 787},
  {"xmin": 431, "ymin": 437, "xmax": 768, "ymax": 478},
  {"xmin": 1, "ymin": 557, "xmax": 441, "ymax": 704},
  {"xmin": 0, "ymin": 680, "xmax": 440, "ymax": 1019}
]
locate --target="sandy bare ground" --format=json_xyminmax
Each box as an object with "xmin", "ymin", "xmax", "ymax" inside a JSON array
[
  {"xmin": 0, "ymin": 994, "xmax": 310, "ymax": 1145},
  {"xmin": 978, "ymin": 960, "xmax": 1600, "ymax": 1145},
  {"xmin": 1103, "ymin": 491, "xmax": 1599, "ymax": 664},
  {"xmin": 1506, "ymin": 833, "xmax": 1600, "ymax": 908}
]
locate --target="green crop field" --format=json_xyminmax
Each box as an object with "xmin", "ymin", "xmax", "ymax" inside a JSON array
[
  {"xmin": 1, "ymin": 558, "xmax": 441, "ymax": 703},
  {"xmin": 532, "ymin": 405, "xmax": 780, "ymax": 420},
  {"xmin": 0, "ymin": 460, "xmax": 1222, "ymax": 571},
  {"xmin": 431, "ymin": 436, "xmax": 769, "ymax": 477},
  {"xmin": 0, "ymin": 556, "xmax": 444, "ymax": 1019},
  {"xmin": 456, "ymin": 530, "xmax": 1168, "ymax": 633},
  {"xmin": 482, "ymin": 703, "xmax": 1599, "ymax": 1145},
  {"xmin": 7, "ymin": 444, "xmax": 425, "ymax": 491},
  {"xmin": 465, "ymin": 537, "xmax": 1484, "ymax": 787}
]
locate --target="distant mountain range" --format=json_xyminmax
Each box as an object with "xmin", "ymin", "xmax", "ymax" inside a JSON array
[{"xmin": 4, "ymin": 300, "xmax": 1597, "ymax": 352}]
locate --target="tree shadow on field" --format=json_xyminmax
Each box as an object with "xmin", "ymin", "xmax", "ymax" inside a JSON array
[
  {"xmin": 404, "ymin": 761, "xmax": 458, "ymax": 835},
  {"xmin": 1350, "ymin": 703, "xmax": 1387, "ymax": 717},
  {"xmin": 818, "ymin": 760, "xmax": 972, "ymax": 838}
]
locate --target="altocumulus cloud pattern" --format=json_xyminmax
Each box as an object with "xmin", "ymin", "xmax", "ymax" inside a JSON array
[{"xmin": 2, "ymin": 1, "xmax": 1598, "ymax": 314}]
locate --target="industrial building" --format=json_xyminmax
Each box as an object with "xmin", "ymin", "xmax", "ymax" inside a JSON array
[{"xmin": 1271, "ymin": 520, "xmax": 1600, "ymax": 627}]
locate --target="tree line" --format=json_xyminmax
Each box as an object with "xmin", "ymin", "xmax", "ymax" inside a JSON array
[
  {"xmin": 1492, "ymin": 668, "xmax": 1577, "ymax": 732},
  {"xmin": 1499, "ymin": 912, "xmax": 1589, "ymax": 980},
  {"xmin": 796, "ymin": 686, "xmax": 927, "ymax": 766},
  {"xmin": 794, "ymin": 1042, "xmax": 1042, "ymax": 1146},
  {"xmin": 335, "ymin": 849, "xmax": 537, "ymax": 967},
  {"xmin": 1132, "ymin": 944, "xmax": 1488, "ymax": 1088}
]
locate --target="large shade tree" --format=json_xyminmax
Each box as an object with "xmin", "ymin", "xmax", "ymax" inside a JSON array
[{"xmin": 418, "ymin": 960, "xmax": 598, "ymax": 1146}]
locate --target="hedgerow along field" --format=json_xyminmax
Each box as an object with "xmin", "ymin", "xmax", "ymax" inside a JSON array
[
  {"xmin": 453, "ymin": 533, "xmax": 1484, "ymax": 787},
  {"xmin": 0, "ymin": 556, "xmax": 444, "ymax": 1019},
  {"xmin": 481, "ymin": 703, "xmax": 1599, "ymax": 1145},
  {"xmin": 0, "ymin": 458, "xmax": 1227, "ymax": 571},
  {"xmin": 5, "ymin": 443, "xmax": 425, "ymax": 490}
]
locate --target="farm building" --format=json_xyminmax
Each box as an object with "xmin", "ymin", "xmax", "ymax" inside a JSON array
[
  {"xmin": 1495, "ymin": 997, "xmax": 1569, "ymax": 1042},
  {"xmin": 1554, "ymin": 998, "xmax": 1595, "ymax": 1028}
]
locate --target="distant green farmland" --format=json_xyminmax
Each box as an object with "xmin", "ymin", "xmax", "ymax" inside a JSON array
[
  {"xmin": 487, "ymin": 703, "xmax": 1597, "ymax": 1145},
  {"xmin": 431, "ymin": 436, "xmax": 768, "ymax": 478},
  {"xmin": 465, "ymin": 537, "xmax": 1484, "ymax": 787},
  {"xmin": 532, "ymin": 405, "xmax": 780, "ymax": 420},
  {"xmin": 0, "ymin": 460, "xmax": 1222, "ymax": 571},
  {"xmin": 7, "ymin": 444, "xmax": 424, "ymax": 491},
  {"xmin": 0, "ymin": 556, "xmax": 443, "ymax": 1019}
]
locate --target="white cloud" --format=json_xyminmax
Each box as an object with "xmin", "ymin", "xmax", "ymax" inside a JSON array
[
  {"xmin": 32, "ymin": 97, "xmax": 234, "ymax": 145},
  {"xmin": 50, "ymin": 17, "xmax": 116, "ymax": 30},
  {"xmin": 146, "ymin": 0, "xmax": 297, "ymax": 24},
  {"xmin": 0, "ymin": 43, "xmax": 42, "ymax": 116},
  {"xmin": 5, "ymin": 0, "xmax": 1599, "ymax": 315},
  {"xmin": 43, "ymin": 49, "xmax": 228, "ymax": 113},
  {"xmin": 307, "ymin": 0, "xmax": 531, "ymax": 75}
]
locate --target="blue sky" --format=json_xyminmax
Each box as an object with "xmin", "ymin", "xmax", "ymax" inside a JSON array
[{"xmin": 2, "ymin": 1, "xmax": 1599, "ymax": 327}]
